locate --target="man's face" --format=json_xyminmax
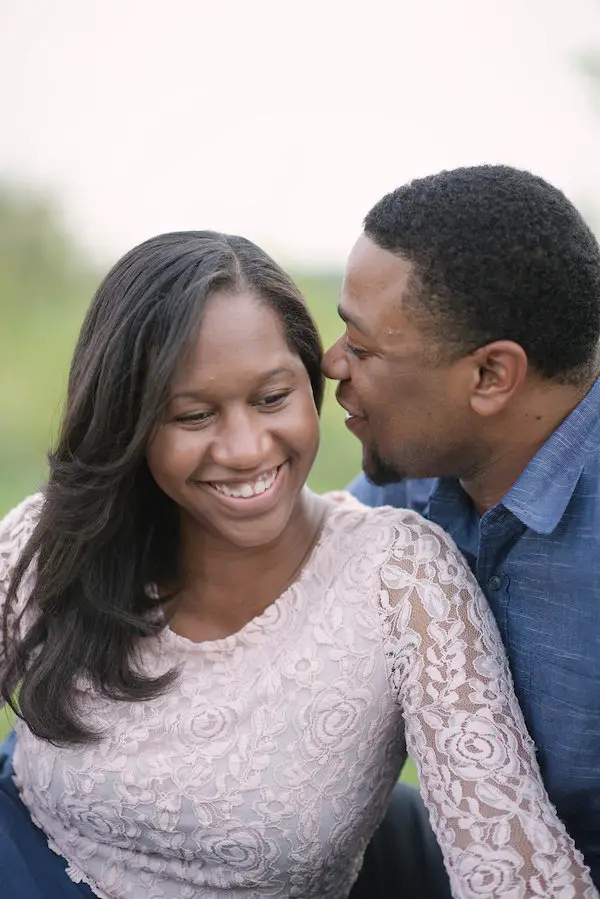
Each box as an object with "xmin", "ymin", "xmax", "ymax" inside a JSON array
[{"xmin": 322, "ymin": 235, "xmax": 482, "ymax": 484}]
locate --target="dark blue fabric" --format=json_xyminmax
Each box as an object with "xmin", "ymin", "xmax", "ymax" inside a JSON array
[
  {"xmin": 0, "ymin": 734, "xmax": 94, "ymax": 898},
  {"xmin": 349, "ymin": 375, "xmax": 600, "ymax": 887}
]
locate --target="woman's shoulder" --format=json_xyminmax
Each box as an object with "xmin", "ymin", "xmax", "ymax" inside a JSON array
[
  {"xmin": 321, "ymin": 489, "xmax": 464, "ymax": 567},
  {"xmin": 322, "ymin": 489, "xmax": 440, "ymax": 538},
  {"xmin": 0, "ymin": 493, "xmax": 44, "ymax": 566}
]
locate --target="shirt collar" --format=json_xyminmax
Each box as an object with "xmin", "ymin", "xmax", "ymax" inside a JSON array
[
  {"xmin": 427, "ymin": 477, "xmax": 480, "ymax": 565},
  {"xmin": 501, "ymin": 376, "xmax": 600, "ymax": 534}
]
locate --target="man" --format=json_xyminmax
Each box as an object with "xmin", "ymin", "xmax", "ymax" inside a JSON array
[{"xmin": 322, "ymin": 165, "xmax": 600, "ymax": 896}]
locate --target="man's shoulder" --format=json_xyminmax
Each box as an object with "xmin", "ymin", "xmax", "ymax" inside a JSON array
[
  {"xmin": 568, "ymin": 451, "xmax": 600, "ymax": 536},
  {"xmin": 347, "ymin": 473, "xmax": 437, "ymax": 517}
]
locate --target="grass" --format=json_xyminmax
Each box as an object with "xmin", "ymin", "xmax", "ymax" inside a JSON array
[{"xmin": 0, "ymin": 708, "xmax": 12, "ymax": 742}]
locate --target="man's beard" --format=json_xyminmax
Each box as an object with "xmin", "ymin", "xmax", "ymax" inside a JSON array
[
  {"xmin": 364, "ymin": 436, "xmax": 482, "ymax": 486},
  {"xmin": 363, "ymin": 442, "xmax": 406, "ymax": 486}
]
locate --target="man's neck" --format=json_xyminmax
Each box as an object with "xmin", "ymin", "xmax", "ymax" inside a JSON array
[{"xmin": 459, "ymin": 377, "xmax": 595, "ymax": 516}]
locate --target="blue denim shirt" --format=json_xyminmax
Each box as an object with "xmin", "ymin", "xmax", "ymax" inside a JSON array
[{"xmin": 350, "ymin": 376, "xmax": 600, "ymax": 886}]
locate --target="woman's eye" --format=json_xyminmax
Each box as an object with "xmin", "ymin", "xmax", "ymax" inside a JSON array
[
  {"xmin": 256, "ymin": 392, "xmax": 289, "ymax": 408},
  {"xmin": 175, "ymin": 411, "xmax": 213, "ymax": 425},
  {"xmin": 343, "ymin": 337, "xmax": 369, "ymax": 359}
]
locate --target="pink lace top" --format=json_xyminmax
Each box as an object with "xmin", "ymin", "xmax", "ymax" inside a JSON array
[{"xmin": 0, "ymin": 492, "xmax": 596, "ymax": 898}]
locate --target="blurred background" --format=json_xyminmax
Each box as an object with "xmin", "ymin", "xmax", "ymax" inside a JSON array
[{"xmin": 1, "ymin": 1, "xmax": 600, "ymax": 747}]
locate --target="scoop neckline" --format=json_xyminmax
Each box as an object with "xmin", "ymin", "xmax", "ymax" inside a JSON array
[{"xmin": 160, "ymin": 493, "xmax": 349, "ymax": 653}]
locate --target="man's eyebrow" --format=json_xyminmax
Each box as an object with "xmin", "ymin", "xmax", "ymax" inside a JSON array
[{"xmin": 337, "ymin": 304, "xmax": 370, "ymax": 337}]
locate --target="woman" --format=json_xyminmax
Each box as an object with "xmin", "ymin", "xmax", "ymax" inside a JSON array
[{"xmin": 0, "ymin": 231, "xmax": 596, "ymax": 898}]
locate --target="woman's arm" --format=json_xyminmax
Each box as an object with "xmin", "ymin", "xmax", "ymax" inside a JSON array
[
  {"xmin": 378, "ymin": 510, "xmax": 597, "ymax": 898},
  {"xmin": 0, "ymin": 494, "xmax": 43, "ymax": 662}
]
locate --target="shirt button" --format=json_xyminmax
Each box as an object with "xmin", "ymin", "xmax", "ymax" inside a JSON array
[{"xmin": 488, "ymin": 575, "xmax": 502, "ymax": 591}]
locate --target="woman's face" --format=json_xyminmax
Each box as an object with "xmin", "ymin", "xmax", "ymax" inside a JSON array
[{"xmin": 146, "ymin": 290, "xmax": 320, "ymax": 549}]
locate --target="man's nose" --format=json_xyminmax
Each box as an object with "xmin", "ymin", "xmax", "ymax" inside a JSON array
[{"xmin": 322, "ymin": 335, "xmax": 350, "ymax": 381}]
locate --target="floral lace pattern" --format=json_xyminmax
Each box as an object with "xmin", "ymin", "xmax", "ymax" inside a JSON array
[{"xmin": 0, "ymin": 492, "xmax": 597, "ymax": 898}]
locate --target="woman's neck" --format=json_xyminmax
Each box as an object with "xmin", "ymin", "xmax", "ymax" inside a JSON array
[{"xmin": 168, "ymin": 488, "xmax": 329, "ymax": 642}]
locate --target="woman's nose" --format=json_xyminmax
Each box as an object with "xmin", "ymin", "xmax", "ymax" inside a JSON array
[{"xmin": 210, "ymin": 414, "xmax": 274, "ymax": 470}]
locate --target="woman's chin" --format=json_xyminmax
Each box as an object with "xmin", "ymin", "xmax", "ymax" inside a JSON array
[{"xmin": 184, "ymin": 461, "xmax": 308, "ymax": 550}]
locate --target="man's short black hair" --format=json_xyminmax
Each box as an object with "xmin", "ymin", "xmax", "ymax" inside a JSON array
[{"xmin": 364, "ymin": 165, "xmax": 600, "ymax": 384}]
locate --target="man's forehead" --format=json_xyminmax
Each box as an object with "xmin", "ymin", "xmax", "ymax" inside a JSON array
[
  {"xmin": 347, "ymin": 234, "xmax": 412, "ymax": 281},
  {"xmin": 341, "ymin": 271, "xmax": 411, "ymax": 335},
  {"xmin": 341, "ymin": 256, "xmax": 426, "ymax": 353},
  {"xmin": 345, "ymin": 238, "xmax": 412, "ymax": 309}
]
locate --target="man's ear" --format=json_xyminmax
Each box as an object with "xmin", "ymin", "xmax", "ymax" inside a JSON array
[{"xmin": 469, "ymin": 341, "xmax": 528, "ymax": 416}]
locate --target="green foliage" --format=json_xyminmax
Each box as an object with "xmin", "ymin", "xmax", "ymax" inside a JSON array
[
  {"xmin": 0, "ymin": 708, "xmax": 12, "ymax": 740},
  {"xmin": 576, "ymin": 49, "xmax": 600, "ymax": 111},
  {"xmin": 0, "ymin": 184, "xmax": 91, "ymax": 311},
  {"xmin": 294, "ymin": 272, "xmax": 362, "ymax": 493},
  {"xmin": 0, "ymin": 185, "xmax": 97, "ymax": 512}
]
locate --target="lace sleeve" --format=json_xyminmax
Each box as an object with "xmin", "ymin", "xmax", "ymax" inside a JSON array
[
  {"xmin": 378, "ymin": 510, "xmax": 597, "ymax": 898},
  {"xmin": 0, "ymin": 493, "xmax": 43, "ymax": 662}
]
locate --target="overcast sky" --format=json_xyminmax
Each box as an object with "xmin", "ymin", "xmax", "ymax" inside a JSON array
[{"xmin": 2, "ymin": 0, "xmax": 600, "ymax": 268}]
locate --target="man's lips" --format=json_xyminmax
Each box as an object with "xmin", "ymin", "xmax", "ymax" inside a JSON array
[{"xmin": 336, "ymin": 392, "xmax": 365, "ymax": 420}]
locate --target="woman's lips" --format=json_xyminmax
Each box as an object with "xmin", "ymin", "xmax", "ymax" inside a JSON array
[{"xmin": 198, "ymin": 462, "xmax": 289, "ymax": 516}]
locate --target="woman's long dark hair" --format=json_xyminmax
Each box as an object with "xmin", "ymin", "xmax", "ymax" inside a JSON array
[{"xmin": 1, "ymin": 231, "xmax": 324, "ymax": 744}]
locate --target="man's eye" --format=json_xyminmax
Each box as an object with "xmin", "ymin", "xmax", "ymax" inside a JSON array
[{"xmin": 343, "ymin": 337, "xmax": 369, "ymax": 359}]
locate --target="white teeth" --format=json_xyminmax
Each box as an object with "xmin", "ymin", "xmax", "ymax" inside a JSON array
[{"xmin": 211, "ymin": 467, "xmax": 279, "ymax": 499}]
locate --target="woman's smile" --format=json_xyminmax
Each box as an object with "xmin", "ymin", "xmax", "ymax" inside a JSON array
[{"xmin": 196, "ymin": 461, "xmax": 289, "ymax": 515}]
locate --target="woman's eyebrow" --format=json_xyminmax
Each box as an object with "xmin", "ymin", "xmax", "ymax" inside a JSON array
[{"xmin": 169, "ymin": 368, "xmax": 297, "ymax": 401}]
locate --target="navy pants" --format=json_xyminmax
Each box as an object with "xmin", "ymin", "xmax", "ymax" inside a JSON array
[
  {"xmin": 0, "ymin": 731, "xmax": 94, "ymax": 899},
  {"xmin": 1, "ymin": 731, "xmax": 451, "ymax": 899},
  {"xmin": 349, "ymin": 781, "xmax": 452, "ymax": 899}
]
